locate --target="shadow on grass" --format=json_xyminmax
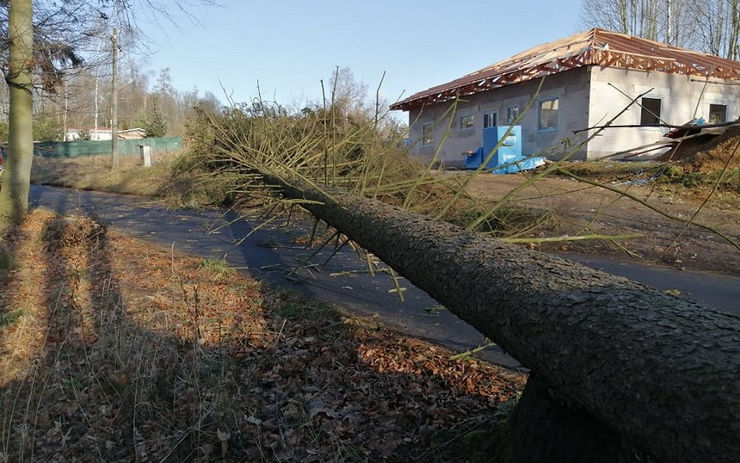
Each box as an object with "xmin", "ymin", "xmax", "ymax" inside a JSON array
[{"xmin": 0, "ymin": 211, "xmax": 523, "ymax": 462}]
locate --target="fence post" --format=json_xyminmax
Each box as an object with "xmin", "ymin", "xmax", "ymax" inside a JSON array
[{"xmin": 139, "ymin": 145, "xmax": 152, "ymax": 167}]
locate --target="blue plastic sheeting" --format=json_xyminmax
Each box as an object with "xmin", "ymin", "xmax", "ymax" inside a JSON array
[
  {"xmin": 464, "ymin": 147, "xmax": 486, "ymax": 169},
  {"xmin": 463, "ymin": 126, "xmax": 544, "ymax": 173},
  {"xmin": 493, "ymin": 155, "xmax": 545, "ymax": 174}
]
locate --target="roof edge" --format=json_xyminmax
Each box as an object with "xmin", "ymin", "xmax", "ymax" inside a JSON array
[{"xmin": 391, "ymin": 28, "xmax": 740, "ymax": 111}]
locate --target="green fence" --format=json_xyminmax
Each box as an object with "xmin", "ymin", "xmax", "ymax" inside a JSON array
[{"xmin": 34, "ymin": 136, "xmax": 183, "ymax": 158}]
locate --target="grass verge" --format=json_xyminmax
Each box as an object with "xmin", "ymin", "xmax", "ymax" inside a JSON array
[
  {"xmin": 31, "ymin": 154, "xmax": 175, "ymax": 197},
  {"xmin": 30, "ymin": 152, "xmax": 237, "ymax": 208}
]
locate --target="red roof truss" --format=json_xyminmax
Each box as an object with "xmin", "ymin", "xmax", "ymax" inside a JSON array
[{"xmin": 391, "ymin": 29, "xmax": 740, "ymax": 111}]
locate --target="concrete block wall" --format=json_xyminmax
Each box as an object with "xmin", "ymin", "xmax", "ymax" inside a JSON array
[
  {"xmin": 587, "ymin": 67, "xmax": 740, "ymax": 159},
  {"xmin": 401, "ymin": 65, "xmax": 740, "ymax": 164},
  {"xmin": 404, "ymin": 68, "xmax": 591, "ymax": 167}
]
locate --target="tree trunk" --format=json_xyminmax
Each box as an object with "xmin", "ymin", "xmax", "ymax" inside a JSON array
[
  {"xmin": 493, "ymin": 374, "xmax": 648, "ymax": 463},
  {"xmin": 0, "ymin": 0, "xmax": 34, "ymax": 228},
  {"xmin": 264, "ymin": 174, "xmax": 740, "ymax": 463},
  {"xmin": 111, "ymin": 27, "xmax": 119, "ymax": 169},
  {"xmin": 728, "ymin": 0, "xmax": 740, "ymax": 60}
]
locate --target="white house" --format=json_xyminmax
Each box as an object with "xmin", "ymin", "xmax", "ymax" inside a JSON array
[
  {"xmin": 65, "ymin": 127, "xmax": 146, "ymax": 141},
  {"xmin": 391, "ymin": 28, "xmax": 740, "ymax": 166},
  {"xmin": 65, "ymin": 128, "xmax": 113, "ymax": 141}
]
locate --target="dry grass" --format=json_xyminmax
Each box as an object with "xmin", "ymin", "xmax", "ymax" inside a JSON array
[
  {"xmin": 0, "ymin": 210, "xmax": 525, "ymax": 462},
  {"xmin": 553, "ymin": 161, "xmax": 665, "ymax": 183},
  {"xmin": 31, "ymin": 152, "xmax": 244, "ymax": 209},
  {"xmin": 31, "ymin": 153, "xmax": 180, "ymax": 198}
]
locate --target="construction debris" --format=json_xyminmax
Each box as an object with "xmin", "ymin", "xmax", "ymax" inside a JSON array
[
  {"xmin": 595, "ymin": 120, "xmax": 740, "ymax": 160},
  {"xmin": 664, "ymin": 124, "xmax": 740, "ymax": 170}
]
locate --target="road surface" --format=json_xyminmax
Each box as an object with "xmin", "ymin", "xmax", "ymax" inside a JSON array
[{"xmin": 28, "ymin": 185, "xmax": 740, "ymax": 369}]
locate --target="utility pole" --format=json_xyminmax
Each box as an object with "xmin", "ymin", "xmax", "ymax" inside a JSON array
[{"xmin": 111, "ymin": 27, "xmax": 119, "ymax": 168}]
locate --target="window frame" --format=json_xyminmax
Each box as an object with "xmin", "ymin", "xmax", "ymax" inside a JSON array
[
  {"xmin": 538, "ymin": 97, "xmax": 560, "ymax": 132},
  {"xmin": 506, "ymin": 105, "xmax": 520, "ymax": 124},
  {"xmin": 459, "ymin": 114, "xmax": 475, "ymax": 131},
  {"xmin": 640, "ymin": 97, "xmax": 662, "ymax": 126},
  {"xmin": 483, "ymin": 111, "xmax": 498, "ymax": 129},
  {"xmin": 709, "ymin": 104, "xmax": 727, "ymax": 124},
  {"xmin": 421, "ymin": 122, "xmax": 433, "ymax": 146}
]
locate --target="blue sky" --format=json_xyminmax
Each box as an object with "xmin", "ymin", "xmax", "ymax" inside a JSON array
[{"xmin": 142, "ymin": 0, "xmax": 586, "ymax": 110}]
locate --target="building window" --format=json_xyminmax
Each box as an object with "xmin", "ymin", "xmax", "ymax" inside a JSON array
[
  {"xmin": 709, "ymin": 104, "xmax": 727, "ymax": 124},
  {"xmin": 506, "ymin": 106, "xmax": 520, "ymax": 124},
  {"xmin": 640, "ymin": 98, "xmax": 662, "ymax": 126},
  {"xmin": 538, "ymin": 98, "xmax": 559, "ymax": 131},
  {"xmin": 483, "ymin": 111, "xmax": 497, "ymax": 128},
  {"xmin": 460, "ymin": 114, "xmax": 474, "ymax": 130},
  {"xmin": 422, "ymin": 122, "xmax": 433, "ymax": 146}
]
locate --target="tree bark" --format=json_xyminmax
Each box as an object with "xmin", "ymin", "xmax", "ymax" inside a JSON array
[
  {"xmin": 111, "ymin": 27, "xmax": 119, "ymax": 169},
  {"xmin": 493, "ymin": 374, "xmax": 648, "ymax": 463},
  {"xmin": 728, "ymin": 0, "xmax": 740, "ymax": 60},
  {"xmin": 264, "ymin": 174, "xmax": 740, "ymax": 463},
  {"xmin": 0, "ymin": 0, "xmax": 34, "ymax": 228}
]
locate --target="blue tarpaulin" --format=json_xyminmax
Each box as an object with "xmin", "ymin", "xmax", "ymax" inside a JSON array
[{"xmin": 464, "ymin": 126, "xmax": 544, "ymax": 173}]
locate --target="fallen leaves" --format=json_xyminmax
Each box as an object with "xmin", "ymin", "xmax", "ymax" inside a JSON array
[{"xmin": 0, "ymin": 210, "xmax": 526, "ymax": 462}]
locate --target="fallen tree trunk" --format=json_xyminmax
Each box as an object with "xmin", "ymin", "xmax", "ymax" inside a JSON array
[
  {"xmin": 262, "ymin": 173, "xmax": 739, "ymax": 463},
  {"xmin": 492, "ymin": 374, "xmax": 642, "ymax": 462}
]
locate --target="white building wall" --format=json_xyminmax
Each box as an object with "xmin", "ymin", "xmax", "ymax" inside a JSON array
[
  {"xmin": 65, "ymin": 129, "xmax": 113, "ymax": 141},
  {"xmin": 405, "ymin": 68, "xmax": 592, "ymax": 167},
  {"xmin": 587, "ymin": 67, "xmax": 740, "ymax": 159}
]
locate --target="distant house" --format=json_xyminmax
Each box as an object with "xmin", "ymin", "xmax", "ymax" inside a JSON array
[
  {"xmin": 65, "ymin": 128, "xmax": 113, "ymax": 141},
  {"xmin": 391, "ymin": 28, "xmax": 740, "ymax": 165},
  {"xmin": 118, "ymin": 128, "xmax": 147, "ymax": 140},
  {"xmin": 65, "ymin": 127, "xmax": 146, "ymax": 141}
]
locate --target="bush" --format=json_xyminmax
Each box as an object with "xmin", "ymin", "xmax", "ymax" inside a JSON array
[
  {"xmin": 33, "ymin": 113, "xmax": 63, "ymax": 141},
  {"xmin": 133, "ymin": 99, "xmax": 168, "ymax": 138},
  {"xmin": 658, "ymin": 163, "xmax": 740, "ymax": 193}
]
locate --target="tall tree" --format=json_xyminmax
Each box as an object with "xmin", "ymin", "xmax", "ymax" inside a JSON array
[
  {"xmin": 118, "ymin": 56, "xmax": 150, "ymax": 129},
  {"xmin": 0, "ymin": 0, "xmax": 216, "ymax": 228},
  {"xmin": 0, "ymin": 0, "xmax": 33, "ymax": 226},
  {"xmin": 153, "ymin": 67, "xmax": 180, "ymax": 134},
  {"xmin": 0, "ymin": 0, "xmax": 99, "ymax": 227}
]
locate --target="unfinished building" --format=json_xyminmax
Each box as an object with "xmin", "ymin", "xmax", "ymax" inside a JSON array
[{"xmin": 391, "ymin": 28, "xmax": 740, "ymax": 165}]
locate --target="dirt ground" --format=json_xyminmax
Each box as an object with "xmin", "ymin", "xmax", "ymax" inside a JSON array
[{"xmin": 467, "ymin": 172, "xmax": 740, "ymax": 276}]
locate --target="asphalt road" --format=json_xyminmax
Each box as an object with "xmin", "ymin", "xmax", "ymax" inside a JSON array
[{"xmin": 28, "ymin": 185, "xmax": 740, "ymax": 369}]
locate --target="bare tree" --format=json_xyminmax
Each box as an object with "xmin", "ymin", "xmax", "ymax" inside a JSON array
[
  {"xmin": 581, "ymin": 0, "xmax": 663, "ymax": 41},
  {"xmin": 581, "ymin": 0, "xmax": 739, "ymax": 56},
  {"xmin": 0, "ymin": 0, "xmax": 216, "ymax": 228},
  {"xmin": 690, "ymin": 0, "xmax": 740, "ymax": 59}
]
